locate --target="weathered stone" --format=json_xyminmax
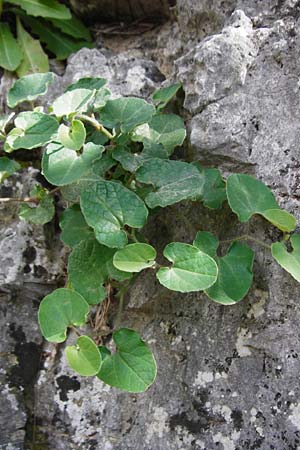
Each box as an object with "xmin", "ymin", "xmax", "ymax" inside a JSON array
[
  {"xmin": 2, "ymin": 2, "xmax": 300, "ymax": 449},
  {"xmin": 69, "ymin": 0, "xmax": 172, "ymax": 22}
]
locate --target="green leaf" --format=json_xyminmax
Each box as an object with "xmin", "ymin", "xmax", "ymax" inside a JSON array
[
  {"xmin": 97, "ymin": 328, "xmax": 157, "ymax": 393},
  {"xmin": 100, "ymin": 97, "xmax": 155, "ymax": 133},
  {"xmin": 58, "ymin": 119, "xmax": 86, "ymax": 151},
  {"xmin": 6, "ymin": 112, "xmax": 58, "ymax": 150},
  {"xmin": 193, "ymin": 231, "xmax": 218, "ymax": 257},
  {"xmin": 113, "ymin": 243, "xmax": 157, "ymax": 272},
  {"xmin": 22, "ymin": 16, "xmax": 93, "ymax": 61},
  {"xmin": 194, "ymin": 164, "xmax": 226, "ymax": 209},
  {"xmin": 66, "ymin": 336, "xmax": 102, "ymax": 376},
  {"xmin": 52, "ymin": 88, "xmax": 95, "ymax": 117},
  {"xmin": 0, "ymin": 157, "xmax": 20, "ymax": 182},
  {"xmin": 112, "ymin": 141, "xmax": 168, "ymax": 173},
  {"xmin": 0, "ymin": 22, "xmax": 22, "ymax": 71},
  {"xmin": 68, "ymin": 238, "xmax": 131, "ymax": 304},
  {"xmin": 7, "ymin": 72, "xmax": 54, "ymax": 108},
  {"xmin": 50, "ymin": 15, "xmax": 92, "ymax": 41},
  {"xmin": 0, "ymin": 113, "xmax": 14, "ymax": 135},
  {"xmin": 42, "ymin": 142, "xmax": 103, "ymax": 186},
  {"xmin": 152, "ymin": 83, "xmax": 181, "ymax": 110},
  {"xmin": 136, "ymin": 159, "xmax": 204, "ymax": 208},
  {"xmin": 80, "ymin": 181, "xmax": 148, "ymax": 248},
  {"xmin": 16, "ymin": 18, "xmax": 49, "ymax": 77},
  {"xmin": 271, "ymin": 234, "xmax": 300, "ymax": 282},
  {"xmin": 261, "ymin": 209, "xmax": 296, "ymax": 233},
  {"xmin": 6, "ymin": 0, "xmax": 72, "ymax": 19},
  {"xmin": 65, "ymin": 77, "xmax": 107, "ymax": 92},
  {"xmin": 93, "ymin": 87, "xmax": 111, "ymax": 110},
  {"xmin": 19, "ymin": 188, "xmax": 54, "ymax": 225},
  {"xmin": 226, "ymin": 174, "xmax": 296, "ymax": 232},
  {"xmin": 59, "ymin": 204, "xmax": 93, "ymax": 247},
  {"xmin": 60, "ymin": 170, "xmax": 104, "ymax": 203},
  {"xmin": 38, "ymin": 288, "xmax": 89, "ymax": 343},
  {"xmin": 132, "ymin": 114, "xmax": 186, "ymax": 154},
  {"xmin": 194, "ymin": 232, "xmax": 255, "ymax": 304},
  {"xmin": 156, "ymin": 242, "xmax": 218, "ymax": 292}
]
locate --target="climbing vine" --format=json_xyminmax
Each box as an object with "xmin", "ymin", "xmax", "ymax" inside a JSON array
[{"xmin": 0, "ymin": 73, "xmax": 298, "ymax": 392}]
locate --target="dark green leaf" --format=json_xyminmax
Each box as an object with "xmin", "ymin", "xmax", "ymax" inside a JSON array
[
  {"xmin": 0, "ymin": 22, "xmax": 22, "ymax": 71},
  {"xmin": 7, "ymin": 0, "xmax": 72, "ymax": 19},
  {"xmin": 16, "ymin": 18, "xmax": 49, "ymax": 77},
  {"xmin": 50, "ymin": 15, "xmax": 92, "ymax": 41},
  {"xmin": 65, "ymin": 77, "xmax": 107, "ymax": 92},
  {"xmin": 152, "ymin": 82, "xmax": 181, "ymax": 110},
  {"xmin": 136, "ymin": 159, "xmax": 204, "ymax": 208},
  {"xmin": 227, "ymin": 174, "xmax": 296, "ymax": 231},
  {"xmin": 19, "ymin": 189, "xmax": 54, "ymax": 224},
  {"xmin": 132, "ymin": 114, "xmax": 186, "ymax": 154},
  {"xmin": 100, "ymin": 97, "xmax": 155, "ymax": 133},
  {"xmin": 80, "ymin": 180, "xmax": 148, "ymax": 248},
  {"xmin": 194, "ymin": 163, "xmax": 226, "ymax": 209},
  {"xmin": 0, "ymin": 157, "xmax": 20, "ymax": 182},
  {"xmin": 59, "ymin": 204, "xmax": 93, "ymax": 247},
  {"xmin": 68, "ymin": 238, "xmax": 131, "ymax": 304}
]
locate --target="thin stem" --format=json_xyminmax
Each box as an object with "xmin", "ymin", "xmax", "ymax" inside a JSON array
[
  {"xmin": 76, "ymin": 114, "xmax": 114, "ymax": 140},
  {"xmin": 0, "ymin": 196, "xmax": 38, "ymax": 204},
  {"xmin": 220, "ymin": 234, "xmax": 271, "ymax": 250},
  {"xmin": 69, "ymin": 325, "xmax": 82, "ymax": 337},
  {"xmin": 115, "ymin": 291, "xmax": 125, "ymax": 329},
  {"xmin": 48, "ymin": 186, "xmax": 60, "ymax": 196}
]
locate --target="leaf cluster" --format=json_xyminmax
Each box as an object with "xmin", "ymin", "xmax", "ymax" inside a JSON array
[
  {"xmin": 2, "ymin": 72, "xmax": 299, "ymax": 392},
  {"xmin": 0, "ymin": 0, "xmax": 92, "ymax": 75}
]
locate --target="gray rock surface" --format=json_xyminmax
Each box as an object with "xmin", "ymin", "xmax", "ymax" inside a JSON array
[{"xmin": 1, "ymin": 1, "xmax": 300, "ymax": 449}]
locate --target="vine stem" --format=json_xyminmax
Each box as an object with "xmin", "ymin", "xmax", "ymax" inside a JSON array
[
  {"xmin": 69, "ymin": 325, "xmax": 82, "ymax": 337},
  {"xmin": 220, "ymin": 234, "xmax": 271, "ymax": 250},
  {"xmin": 115, "ymin": 291, "xmax": 125, "ymax": 329},
  {"xmin": 0, "ymin": 196, "xmax": 39, "ymax": 204},
  {"xmin": 76, "ymin": 113, "xmax": 114, "ymax": 140}
]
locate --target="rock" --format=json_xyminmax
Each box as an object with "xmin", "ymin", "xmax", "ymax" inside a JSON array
[
  {"xmin": 69, "ymin": 0, "xmax": 172, "ymax": 22},
  {"xmin": 2, "ymin": 2, "xmax": 300, "ymax": 449}
]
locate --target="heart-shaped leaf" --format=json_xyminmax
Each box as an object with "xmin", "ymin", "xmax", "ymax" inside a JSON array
[
  {"xmin": 113, "ymin": 243, "xmax": 157, "ymax": 272},
  {"xmin": 66, "ymin": 336, "xmax": 102, "ymax": 376},
  {"xmin": 58, "ymin": 119, "xmax": 86, "ymax": 151},
  {"xmin": 156, "ymin": 242, "xmax": 218, "ymax": 292},
  {"xmin": 132, "ymin": 114, "xmax": 186, "ymax": 153},
  {"xmin": 42, "ymin": 142, "xmax": 103, "ymax": 186},
  {"xmin": 59, "ymin": 204, "xmax": 93, "ymax": 247},
  {"xmin": 0, "ymin": 157, "xmax": 20, "ymax": 183},
  {"xmin": 100, "ymin": 97, "xmax": 155, "ymax": 133},
  {"xmin": 97, "ymin": 328, "xmax": 157, "ymax": 392},
  {"xmin": 136, "ymin": 159, "xmax": 204, "ymax": 208},
  {"xmin": 68, "ymin": 238, "xmax": 131, "ymax": 305},
  {"xmin": 226, "ymin": 174, "xmax": 296, "ymax": 232},
  {"xmin": 7, "ymin": 72, "xmax": 54, "ymax": 108},
  {"xmin": 52, "ymin": 88, "xmax": 95, "ymax": 117},
  {"xmin": 80, "ymin": 180, "xmax": 148, "ymax": 248},
  {"xmin": 152, "ymin": 83, "xmax": 182, "ymax": 111},
  {"xmin": 271, "ymin": 234, "xmax": 300, "ymax": 282},
  {"xmin": 5, "ymin": 112, "xmax": 58, "ymax": 151},
  {"xmin": 193, "ymin": 232, "xmax": 255, "ymax": 304},
  {"xmin": 38, "ymin": 288, "xmax": 89, "ymax": 343}
]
